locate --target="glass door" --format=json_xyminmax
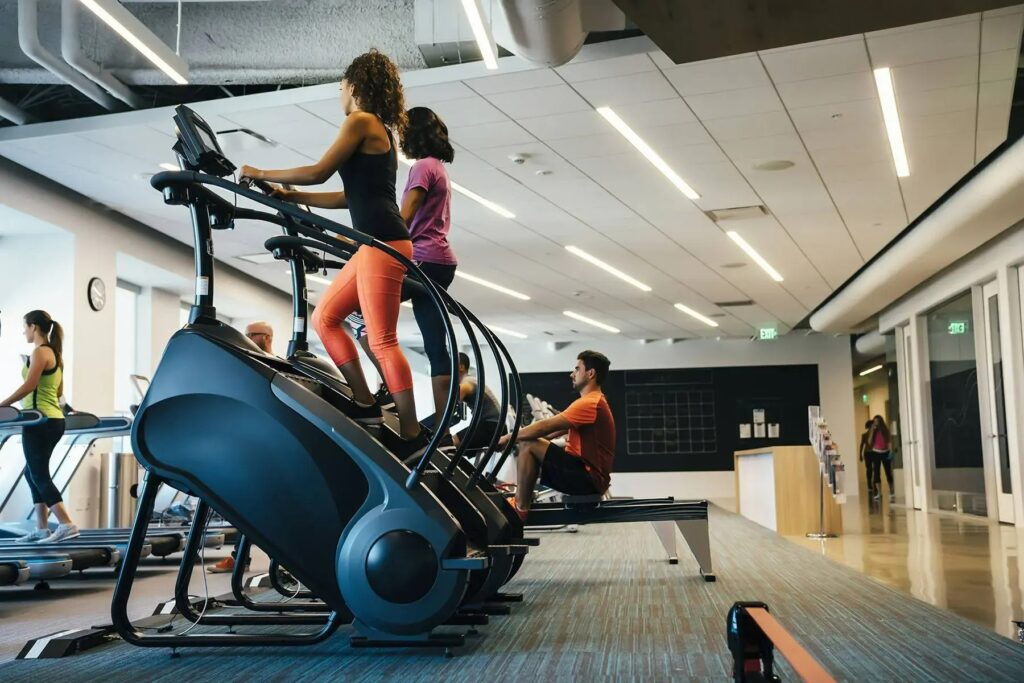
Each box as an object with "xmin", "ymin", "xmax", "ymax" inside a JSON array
[
  {"xmin": 901, "ymin": 325, "xmax": 925, "ymax": 509},
  {"xmin": 982, "ymin": 281, "xmax": 1014, "ymax": 523}
]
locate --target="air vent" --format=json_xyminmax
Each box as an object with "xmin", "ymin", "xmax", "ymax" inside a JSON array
[
  {"xmin": 714, "ymin": 300, "xmax": 754, "ymax": 308},
  {"xmin": 704, "ymin": 205, "xmax": 768, "ymax": 222}
]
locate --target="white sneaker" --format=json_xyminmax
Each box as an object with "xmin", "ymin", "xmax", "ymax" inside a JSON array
[
  {"xmin": 48, "ymin": 524, "xmax": 80, "ymax": 543},
  {"xmin": 15, "ymin": 528, "xmax": 51, "ymax": 543}
]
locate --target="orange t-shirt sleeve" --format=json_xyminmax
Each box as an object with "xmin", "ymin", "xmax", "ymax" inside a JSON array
[{"xmin": 561, "ymin": 394, "xmax": 598, "ymax": 428}]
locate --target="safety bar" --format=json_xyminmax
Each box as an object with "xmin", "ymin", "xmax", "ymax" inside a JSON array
[{"xmin": 727, "ymin": 602, "xmax": 835, "ymax": 683}]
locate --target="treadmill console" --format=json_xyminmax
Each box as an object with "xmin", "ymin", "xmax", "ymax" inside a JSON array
[{"xmin": 172, "ymin": 105, "xmax": 236, "ymax": 177}]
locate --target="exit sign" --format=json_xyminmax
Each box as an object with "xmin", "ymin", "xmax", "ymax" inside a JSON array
[
  {"xmin": 759, "ymin": 327, "xmax": 778, "ymax": 340},
  {"xmin": 948, "ymin": 321, "xmax": 968, "ymax": 335}
]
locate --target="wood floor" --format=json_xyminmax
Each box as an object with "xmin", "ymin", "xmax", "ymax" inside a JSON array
[{"xmin": 787, "ymin": 493, "xmax": 1024, "ymax": 640}]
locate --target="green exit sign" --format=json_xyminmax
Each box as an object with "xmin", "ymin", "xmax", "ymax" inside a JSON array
[
  {"xmin": 759, "ymin": 327, "xmax": 778, "ymax": 340},
  {"xmin": 948, "ymin": 321, "xmax": 968, "ymax": 335},
  {"xmin": 862, "ymin": 393, "xmax": 869, "ymax": 405}
]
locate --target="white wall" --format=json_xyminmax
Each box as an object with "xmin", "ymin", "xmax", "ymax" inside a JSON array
[
  {"xmin": 1, "ymin": 158, "xmax": 294, "ymax": 526},
  {"xmin": 504, "ymin": 333, "xmax": 857, "ymax": 507}
]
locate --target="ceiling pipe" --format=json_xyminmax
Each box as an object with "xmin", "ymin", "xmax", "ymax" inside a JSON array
[
  {"xmin": 0, "ymin": 96, "xmax": 35, "ymax": 125},
  {"xmin": 854, "ymin": 331, "xmax": 886, "ymax": 357},
  {"xmin": 61, "ymin": 0, "xmax": 144, "ymax": 109},
  {"xmin": 17, "ymin": 0, "xmax": 119, "ymax": 111}
]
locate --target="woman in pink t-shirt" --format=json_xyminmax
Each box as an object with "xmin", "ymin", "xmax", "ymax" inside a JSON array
[
  {"xmin": 867, "ymin": 415, "xmax": 894, "ymax": 502},
  {"xmin": 349, "ymin": 107, "xmax": 459, "ymax": 427}
]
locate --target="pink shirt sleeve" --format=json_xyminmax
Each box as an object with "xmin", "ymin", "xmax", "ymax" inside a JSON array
[{"xmin": 406, "ymin": 158, "xmax": 437, "ymax": 193}]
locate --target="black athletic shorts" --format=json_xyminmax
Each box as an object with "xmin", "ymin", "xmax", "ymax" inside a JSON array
[{"xmin": 539, "ymin": 442, "xmax": 599, "ymax": 496}]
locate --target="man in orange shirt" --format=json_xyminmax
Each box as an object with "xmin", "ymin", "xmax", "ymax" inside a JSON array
[{"xmin": 498, "ymin": 350, "xmax": 615, "ymax": 519}]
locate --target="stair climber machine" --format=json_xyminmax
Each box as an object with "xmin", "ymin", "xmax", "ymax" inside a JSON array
[{"xmin": 112, "ymin": 105, "xmax": 530, "ymax": 654}]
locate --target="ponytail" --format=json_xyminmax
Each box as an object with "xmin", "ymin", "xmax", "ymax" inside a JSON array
[{"xmin": 24, "ymin": 309, "xmax": 63, "ymax": 369}]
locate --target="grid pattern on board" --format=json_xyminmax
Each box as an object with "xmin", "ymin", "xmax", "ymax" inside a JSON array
[{"xmin": 625, "ymin": 386, "xmax": 717, "ymax": 456}]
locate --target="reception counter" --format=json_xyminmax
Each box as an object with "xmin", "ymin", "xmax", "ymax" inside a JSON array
[{"xmin": 734, "ymin": 446, "xmax": 842, "ymax": 536}]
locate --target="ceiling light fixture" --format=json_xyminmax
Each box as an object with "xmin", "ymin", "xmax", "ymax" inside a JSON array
[
  {"xmin": 873, "ymin": 67, "xmax": 910, "ymax": 177},
  {"xmin": 455, "ymin": 271, "xmax": 531, "ymax": 300},
  {"xmin": 673, "ymin": 303, "xmax": 720, "ymax": 328},
  {"xmin": 78, "ymin": 0, "xmax": 189, "ymax": 84},
  {"xmin": 596, "ymin": 106, "xmax": 700, "ymax": 200},
  {"xmin": 565, "ymin": 245, "xmax": 652, "ymax": 292},
  {"xmin": 489, "ymin": 325, "xmax": 527, "ymax": 339},
  {"xmin": 563, "ymin": 310, "xmax": 620, "ymax": 334},
  {"xmin": 399, "ymin": 153, "xmax": 514, "ymax": 218},
  {"xmin": 726, "ymin": 231, "xmax": 784, "ymax": 282},
  {"xmin": 859, "ymin": 364, "xmax": 884, "ymax": 377},
  {"xmin": 460, "ymin": 0, "xmax": 498, "ymax": 70}
]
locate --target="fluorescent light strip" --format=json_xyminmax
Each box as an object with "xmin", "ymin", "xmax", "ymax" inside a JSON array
[
  {"xmin": 460, "ymin": 0, "xmax": 498, "ymax": 69},
  {"xmin": 455, "ymin": 271, "xmax": 531, "ymax": 300},
  {"xmin": 489, "ymin": 325, "xmax": 527, "ymax": 339},
  {"xmin": 159, "ymin": 162, "xmax": 178, "ymax": 171},
  {"xmin": 859, "ymin": 364, "xmax": 884, "ymax": 377},
  {"xmin": 873, "ymin": 68, "xmax": 909, "ymax": 178},
  {"xmin": 565, "ymin": 245, "xmax": 652, "ymax": 292},
  {"xmin": 673, "ymin": 303, "xmax": 719, "ymax": 328},
  {"xmin": 726, "ymin": 231, "xmax": 784, "ymax": 282},
  {"xmin": 398, "ymin": 153, "xmax": 515, "ymax": 219},
  {"xmin": 79, "ymin": 0, "xmax": 189, "ymax": 85},
  {"xmin": 596, "ymin": 107, "xmax": 699, "ymax": 200},
  {"xmin": 563, "ymin": 310, "xmax": 620, "ymax": 334}
]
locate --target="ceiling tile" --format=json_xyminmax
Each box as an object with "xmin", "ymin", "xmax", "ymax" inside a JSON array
[
  {"xmin": 685, "ymin": 86, "xmax": 784, "ymax": 120},
  {"xmin": 890, "ymin": 55, "xmax": 978, "ymax": 92},
  {"xmin": 867, "ymin": 19, "xmax": 979, "ymax": 67},
  {"xmin": 464, "ymin": 69, "xmax": 563, "ymax": 95},
  {"xmin": 572, "ymin": 70, "xmax": 679, "ymax": 107},
  {"xmin": 427, "ymin": 96, "xmax": 509, "ymax": 127},
  {"xmin": 980, "ymin": 10, "xmax": 1024, "ymax": 51},
  {"xmin": 776, "ymin": 71, "xmax": 876, "ymax": 109},
  {"xmin": 557, "ymin": 53, "xmax": 655, "ymax": 83},
  {"xmin": 897, "ymin": 84, "xmax": 976, "ymax": 118},
  {"xmin": 703, "ymin": 111, "xmax": 795, "ymax": 141},
  {"xmin": 759, "ymin": 39, "xmax": 870, "ymax": 83},
  {"xmin": 518, "ymin": 109, "xmax": 608, "ymax": 140},
  {"xmin": 980, "ymin": 48, "xmax": 1019, "ymax": 81},
  {"xmin": 486, "ymin": 84, "xmax": 591, "ymax": 118},
  {"xmin": 450, "ymin": 120, "xmax": 537, "ymax": 150},
  {"xmin": 661, "ymin": 54, "xmax": 769, "ymax": 95},
  {"xmin": 404, "ymin": 81, "xmax": 478, "ymax": 104}
]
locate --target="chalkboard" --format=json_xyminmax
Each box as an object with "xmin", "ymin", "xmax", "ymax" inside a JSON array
[{"xmin": 519, "ymin": 364, "xmax": 819, "ymax": 472}]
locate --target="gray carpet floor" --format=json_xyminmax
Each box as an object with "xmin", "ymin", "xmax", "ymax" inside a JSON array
[{"xmin": 1, "ymin": 506, "xmax": 1022, "ymax": 682}]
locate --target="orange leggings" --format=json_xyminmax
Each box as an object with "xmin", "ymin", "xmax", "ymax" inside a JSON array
[{"xmin": 312, "ymin": 240, "xmax": 414, "ymax": 394}]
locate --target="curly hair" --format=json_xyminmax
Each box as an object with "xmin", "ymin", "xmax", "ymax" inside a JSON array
[
  {"xmin": 400, "ymin": 107, "xmax": 455, "ymax": 163},
  {"xmin": 343, "ymin": 49, "xmax": 407, "ymax": 134}
]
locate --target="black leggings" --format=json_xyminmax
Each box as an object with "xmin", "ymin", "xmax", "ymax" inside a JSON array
[
  {"xmin": 408, "ymin": 261, "xmax": 457, "ymax": 377},
  {"xmin": 867, "ymin": 450, "xmax": 893, "ymax": 493},
  {"xmin": 22, "ymin": 418, "xmax": 66, "ymax": 507}
]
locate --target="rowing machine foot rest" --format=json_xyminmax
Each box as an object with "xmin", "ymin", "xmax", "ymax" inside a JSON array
[
  {"xmin": 447, "ymin": 612, "xmax": 489, "ymax": 626},
  {"xmin": 492, "ymin": 592, "xmax": 523, "ymax": 603},
  {"xmin": 18, "ymin": 627, "xmax": 117, "ymax": 659},
  {"xmin": 350, "ymin": 632, "xmax": 466, "ymax": 650},
  {"xmin": 461, "ymin": 602, "xmax": 511, "ymax": 616},
  {"xmin": 489, "ymin": 544, "xmax": 529, "ymax": 556},
  {"xmin": 441, "ymin": 555, "xmax": 489, "ymax": 570}
]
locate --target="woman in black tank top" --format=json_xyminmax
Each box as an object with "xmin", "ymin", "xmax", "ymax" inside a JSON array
[{"xmin": 239, "ymin": 50, "xmax": 427, "ymax": 455}]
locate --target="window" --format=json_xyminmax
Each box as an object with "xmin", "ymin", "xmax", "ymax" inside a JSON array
[{"xmin": 114, "ymin": 281, "xmax": 141, "ymax": 412}]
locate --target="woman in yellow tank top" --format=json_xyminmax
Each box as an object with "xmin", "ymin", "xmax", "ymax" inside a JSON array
[{"xmin": 1, "ymin": 310, "xmax": 79, "ymax": 543}]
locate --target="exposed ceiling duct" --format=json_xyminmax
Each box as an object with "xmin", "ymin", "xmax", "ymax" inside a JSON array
[
  {"xmin": 415, "ymin": 0, "xmax": 626, "ymax": 68},
  {"xmin": 17, "ymin": 0, "xmax": 120, "ymax": 110},
  {"xmin": 809, "ymin": 135, "xmax": 1024, "ymax": 333},
  {"xmin": 61, "ymin": 0, "xmax": 144, "ymax": 109}
]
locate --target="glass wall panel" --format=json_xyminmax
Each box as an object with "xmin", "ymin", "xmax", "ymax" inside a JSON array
[{"xmin": 925, "ymin": 290, "xmax": 986, "ymax": 515}]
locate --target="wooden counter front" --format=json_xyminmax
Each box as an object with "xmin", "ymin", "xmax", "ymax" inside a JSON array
[{"xmin": 734, "ymin": 446, "xmax": 842, "ymax": 536}]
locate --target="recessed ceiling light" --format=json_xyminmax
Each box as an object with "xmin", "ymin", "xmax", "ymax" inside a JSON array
[
  {"xmin": 489, "ymin": 325, "xmax": 527, "ymax": 339},
  {"xmin": 79, "ymin": 0, "xmax": 189, "ymax": 84},
  {"xmin": 674, "ymin": 303, "xmax": 720, "ymax": 328},
  {"xmin": 752, "ymin": 160, "xmax": 795, "ymax": 171},
  {"xmin": 596, "ymin": 106, "xmax": 700, "ymax": 200},
  {"xmin": 460, "ymin": 0, "xmax": 498, "ymax": 70},
  {"xmin": 563, "ymin": 310, "xmax": 620, "ymax": 334},
  {"xmin": 873, "ymin": 67, "xmax": 910, "ymax": 177},
  {"xmin": 565, "ymin": 245, "xmax": 652, "ymax": 292},
  {"xmin": 455, "ymin": 271, "xmax": 531, "ymax": 300},
  {"xmin": 398, "ymin": 152, "xmax": 514, "ymax": 218},
  {"xmin": 726, "ymin": 231, "xmax": 784, "ymax": 282},
  {"xmin": 159, "ymin": 162, "xmax": 178, "ymax": 171}
]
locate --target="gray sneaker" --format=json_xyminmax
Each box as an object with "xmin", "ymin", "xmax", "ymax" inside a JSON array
[
  {"xmin": 48, "ymin": 523, "xmax": 80, "ymax": 543},
  {"xmin": 15, "ymin": 528, "xmax": 51, "ymax": 543}
]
